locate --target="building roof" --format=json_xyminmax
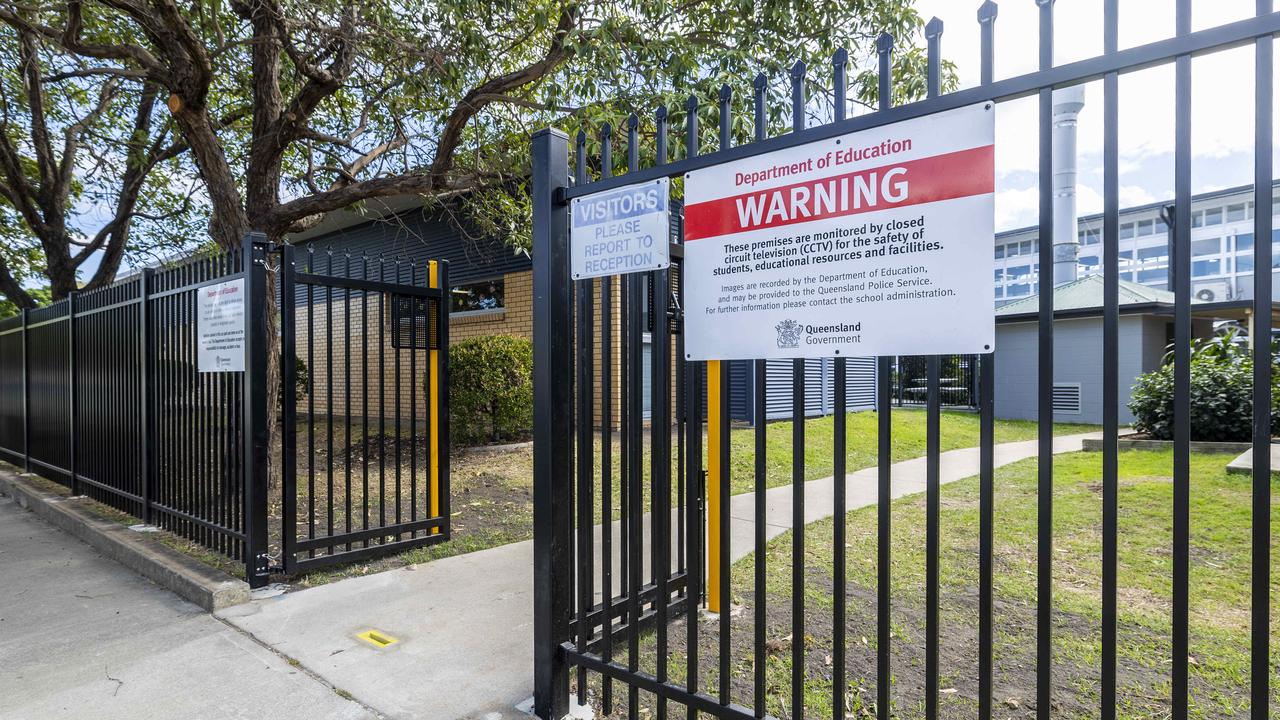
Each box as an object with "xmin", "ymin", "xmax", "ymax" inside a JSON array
[{"xmin": 995, "ymin": 274, "xmax": 1182, "ymax": 317}]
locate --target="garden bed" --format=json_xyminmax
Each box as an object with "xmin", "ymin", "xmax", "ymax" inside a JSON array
[{"xmin": 1081, "ymin": 434, "xmax": 1256, "ymax": 453}]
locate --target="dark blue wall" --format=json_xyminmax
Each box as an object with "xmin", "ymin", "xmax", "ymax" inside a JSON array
[{"xmin": 293, "ymin": 206, "xmax": 531, "ymax": 285}]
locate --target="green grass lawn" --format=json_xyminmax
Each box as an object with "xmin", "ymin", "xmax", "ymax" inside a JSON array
[{"xmin": 593, "ymin": 449, "xmax": 1279, "ymax": 719}]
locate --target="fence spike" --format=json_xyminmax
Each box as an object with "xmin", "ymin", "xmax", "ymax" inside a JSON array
[{"xmin": 978, "ymin": 0, "xmax": 999, "ymax": 22}]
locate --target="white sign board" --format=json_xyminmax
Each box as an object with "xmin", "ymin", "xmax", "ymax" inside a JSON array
[
  {"xmin": 683, "ymin": 102, "xmax": 995, "ymax": 360},
  {"xmin": 571, "ymin": 177, "xmax": 671, "ymax": 279},
  {"xmin": 197, "ymin": 278, "xmax": 246, "ymax": 372}
]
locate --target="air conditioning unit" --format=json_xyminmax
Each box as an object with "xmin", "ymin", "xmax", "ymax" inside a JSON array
[{"xmin": 1193, "ymin": 281, "xmax": 1231, "ymax": 303}]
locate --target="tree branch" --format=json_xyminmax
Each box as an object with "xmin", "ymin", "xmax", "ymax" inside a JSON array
[{"xmin": 426, "ymin": 2, "xmax": 578, "ymax": 185}]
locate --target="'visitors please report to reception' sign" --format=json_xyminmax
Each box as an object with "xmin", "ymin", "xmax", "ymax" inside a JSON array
[
  {"xmin": 682, "ymin": 102, "xmax": 997, "ymax": 361},
  {"xmin": 570, "ymin": 177, "xmax": 670, "ymax": 280}
]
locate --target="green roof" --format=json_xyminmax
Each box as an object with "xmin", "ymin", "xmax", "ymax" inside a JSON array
[{"xmin": 995, "ymin": 274, "xmax": 1189, "ymax": 316}]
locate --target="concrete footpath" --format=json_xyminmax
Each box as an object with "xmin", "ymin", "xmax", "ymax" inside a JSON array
[
  {"xmin": 0, "ymin": 495, "xmax": 377, "ymax": 720},
  {"xmin": 218, "ymin": 431, "xmax": 1100, "ymax": 720}
]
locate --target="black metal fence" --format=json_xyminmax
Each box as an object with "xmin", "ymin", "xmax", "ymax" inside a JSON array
[
  {"xmin": 531, "ymin": 3, "xmax": 1276, "ymax": 720},
  {"xmin": 0, "ymin": 235, "xmax": 451, "ymax": 586}
]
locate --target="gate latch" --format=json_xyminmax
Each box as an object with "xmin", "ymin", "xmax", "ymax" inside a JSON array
[{"xmin": 666, "ymin": 291, "xmax": 683, "ymax": 335}]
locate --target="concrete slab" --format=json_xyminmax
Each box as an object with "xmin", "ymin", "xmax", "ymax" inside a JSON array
[
  {"xmin": 1225, "ymin": 443, "xmax": 1280, "ymax": 475},
  {"xmin": 0, "ymin": 495, "xmax": 376, "ymax": 720},
  {"xmin": 220, "ymin": 431, "xmax": 1100, "ymax": 720}
]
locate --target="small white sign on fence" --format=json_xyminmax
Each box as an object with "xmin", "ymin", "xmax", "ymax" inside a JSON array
[
  {"xmin": 197, "ymin": 278, "xmax": 246, "ymax": 372},
  {"xmin": 570, "ymin": 177, "xmax": 671, "ymax": 279}
]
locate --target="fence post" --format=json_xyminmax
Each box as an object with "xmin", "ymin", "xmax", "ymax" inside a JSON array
[
  {"xmin": 20, "ymin": 307, "xmax": 28, "ymax": 473},
  {"xmin": 242, "ymin": 232, "xmax": 271, "ymax": 588},
  {"xmin": 68, "ymin": 292, "xmax": 77, "ymax": 494},
  {"xmin": 531, "ymin": 127, "xmax": 572, "ymax": 720},
  {"xmin": 139, "ymin": 269, "xmax": 154, "ymax": 524}
]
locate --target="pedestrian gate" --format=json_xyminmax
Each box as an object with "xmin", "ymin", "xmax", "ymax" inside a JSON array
[
  {"xmin": 278, "ymin": 244, "xmax": 451, "ymax": 575},
  {"xmin": 531, "ymin": 3, "xmax": 1277, "ymax": 720}
]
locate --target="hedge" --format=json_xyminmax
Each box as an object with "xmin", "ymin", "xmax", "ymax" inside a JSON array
[{"xmin": 444, "ymin": 334, "xmax": 533, "ymax": 445}]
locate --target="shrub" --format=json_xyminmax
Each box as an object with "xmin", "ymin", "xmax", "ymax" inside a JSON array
[
  {"xmin": 1129, "ymin": 331, "xmax": 1280, "ymax": 442},
  {"xmin": 445, "ymin": 334, "xmax": 533, "ymax": 445}
]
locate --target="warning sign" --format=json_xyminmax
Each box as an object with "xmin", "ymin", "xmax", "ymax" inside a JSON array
[
  {"xmin": 683, "ymin": 102, "xmax": 995, "ymax": 360},
  {"xmin": 571, "ymin": 178, "xmax": 670, "ymax": 279},
  {"xmin": 197, "ymin": 278, "xmax": 246, "ymax": 372}
]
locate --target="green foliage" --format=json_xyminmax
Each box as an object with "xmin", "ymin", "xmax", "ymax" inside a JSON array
[
  {"xmin": 0, "ymin": 286, "xmax": 50, "ymax": 318},
  {"xmin": 281, "ymin": 357, "xmax": 310, "ymax": 413},
  {"xmin": 1129, "ymin": 329, "xmax": 1280, "ymax": 442},
  {"xmin": 446, "ymin": 334, "xmax": 534, "ymax": 445}
]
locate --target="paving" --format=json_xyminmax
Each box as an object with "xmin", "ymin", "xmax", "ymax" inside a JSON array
[
  {"xmin": 0, "ymin": 494, "xmax": 377, "ymax": 720},
  {"xmin": 219, "ymin": 430, "xmax": 1100, "ymax": 720}
]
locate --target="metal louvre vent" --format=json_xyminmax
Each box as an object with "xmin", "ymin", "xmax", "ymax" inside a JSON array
[
  {"xmin": 389, "ymin": 294, "xmax": 439, "ymax": 350},
  {"xmin": 1052, "ymin": 383, "xmax": 1082, "ymax": 414}
]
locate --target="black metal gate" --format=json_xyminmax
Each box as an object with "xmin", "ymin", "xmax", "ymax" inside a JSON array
[
  {"xmin": 532, "ymin": 3, "xmax": 1276, "ymax": 720},
  {"xmin": 278, "ymin": 245, "xmax": 451, "ymax": 573}
]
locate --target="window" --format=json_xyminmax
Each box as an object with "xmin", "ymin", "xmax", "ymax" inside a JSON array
[
  {"xmin": 1137, "ymin": 218, "xmax": 1154, "ymax": 236},
  {"xmin": 1006, "ymin": 243, "xmax": 1019, "ymax": 257},
  {"xmin": 995, "ymin": 245, "xmax": 1005, "ymax": 259},
  {"xmin": 1236, "ymin": 233, "xmax": 1254, "ymax": 252},
  {"xmin": 1079, "ymin": 255, "xmax": 1099, "ymax": 268},
  {"xmin": 1138, "ymin": 268, "xmax": 1167, "ymax": 284},
  {"xmin": 1120, "ymin": 223, "xmax": 1135, "ymax": 240},
  {"xmin": 1227, "ymin": 203, "xmax": 1247, "ymax": 222},
  {"xmin": 1118, "ymin": 249, "xmax": 1134, "ymax": 260},
  {"xmin": 1192, "ymin": 210, "xmax": 1204, "ymax": 228},
  {"xmin": 1191, "ymin": 238, "xmax": 1220, "ymax": 257},
  {"xmin": 1192, "ymin": 259, "xmax": 1221, "ymax": 277},
  {"xmin": 995, "ymin": 286, "xmax": 1004, "ymax": 298},
  {"xmin": 1007, "ymin": 264, "xmax": 1031, "ymax": 280},
  {"xmin": 1204, "ymin": 206, "xmax": 1223, "ymax": 225},
  {"xmin": 1239, "ymin": 255, "xmax": 1255, "ymax": 272},
  {"xmin": 1007, "ymin": 283, "xmax": 1031, "ymax": 297},
  {"xmin": 450, "ymin": 278, "xmax": 505, "ymax": 314},
  {"xmin": 994, "ymin": 268, "xmax": 1003, "ymax": 282},
  {"xmin": 1019, "ymin": 240, "xmax": 1033, "ymax": 255},
  {"xmin": 1137, "ymin": 245, "xmax": 1167, "ymax": 261}
]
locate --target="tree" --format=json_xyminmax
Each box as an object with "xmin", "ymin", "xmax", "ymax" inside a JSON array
[
  {"xmin": 0, "ymin": 11, "xmax": 208, "ymax": 308},
  {"xmin": 0, "ymin": 0, "xmax": 949, "ymax": 254}
]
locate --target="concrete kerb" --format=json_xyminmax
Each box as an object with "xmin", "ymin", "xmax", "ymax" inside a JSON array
[{"xmin": 0, "ymin": 468, "xmax": 249, "ymax": 611}]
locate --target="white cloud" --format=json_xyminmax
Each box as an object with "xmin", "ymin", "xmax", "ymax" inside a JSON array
[
  {"xmin": 994, "ymin": 185, "xmax": 1040, "ymax": 231},
  {"xmin": 1119, "ymin": 185, "xmax": 1157, "ymax": 208}
]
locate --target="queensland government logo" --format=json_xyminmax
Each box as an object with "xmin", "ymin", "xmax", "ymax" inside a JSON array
[{"xmin": 775, "ymin": 319, "xmax": 804, "ymax": 349}]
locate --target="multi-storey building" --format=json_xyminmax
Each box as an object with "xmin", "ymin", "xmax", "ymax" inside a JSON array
[{"xmin": 994, "ymin": 181, "xmax": 1280, "ymax": 305}]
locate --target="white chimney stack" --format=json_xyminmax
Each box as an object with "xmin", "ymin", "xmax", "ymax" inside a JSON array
[{"xmin": 1052, "ymin": 85, "xmax": 1086, "ymax": 286}]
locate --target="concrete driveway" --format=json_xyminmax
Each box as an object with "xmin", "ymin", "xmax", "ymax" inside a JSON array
[{"xmin": 0, "ymin": 494, "xmax": 378, "ymax": 720}]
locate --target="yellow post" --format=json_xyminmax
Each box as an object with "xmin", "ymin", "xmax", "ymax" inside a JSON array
[
  {"xmin": 429, "ymin": 261, "xmax": 441, "ymax": 533},
  {"xmin": 706, "ymin": 359, "xmax": 722, "ymax": 613}
]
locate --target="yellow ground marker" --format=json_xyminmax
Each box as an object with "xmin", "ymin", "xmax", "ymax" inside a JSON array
[
  {"xmin": 706, "ymin": 360, "xmax": 722, "ymax": 613},
  {"xmin": 429, "ymin": 261, "xmax": 441, "ymax": 534},
  {"xmin": 356, "ymin": 629, "xmax": 399, "ymax": 649}
]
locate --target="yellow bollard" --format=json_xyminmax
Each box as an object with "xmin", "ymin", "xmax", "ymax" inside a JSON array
[
  {"xmin": 429, "ymin": 261, "xmax": 441, "ymax": 533},
  {"xmin": 706, "ymin": 360, "xmax": 722, "ymax": 613}
]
